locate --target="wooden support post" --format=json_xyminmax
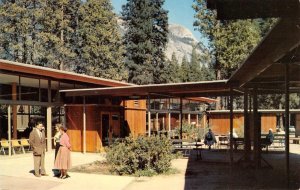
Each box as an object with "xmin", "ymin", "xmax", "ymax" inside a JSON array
[
  {"xmin": 46, "ymin": 107, "xmax": 52, "ymax": 152},
  {"xmin": 196, "ymin": 114, "xmax": 199, "ymax": 127},
  {"xmin": 147, "ymin": 96, "xmax": 151, "ymax": 137},
  {"xmin": 229, "ymin": 87, "xmax": 234, "ymax": 165},
  {"xmin": 12, "ymin": 82, "xmax": 17, "ymax": 139},
  {"xmin": 8, "ymin": 105, "xmax": 12, "ymax": 156},
  {"xmin": 285, "ymin": 62, "xmax": 290, "ymax": 187},
  {"xmin": 244, "ymin": 89, "xmax": 251, "ymax": 161},
  {"xmin": 162, "ymin": 117, "xmax": 165, "ymax": 131},
  {"xmin": 83, "ymin": 97, "xmax": 86, "ymax": 154},
  {"xmin": 180, "ymin": 98, "xmax": 183, "ymax": 140},
  {"xmin": 188, "ymin": 114, "xmax": 191, "ymax": 124},
  {"xmin": 168, "ymin": 113, "xmax": 171, "ymax": 133},
  {"xmin": 253, "ymin": 87, "xmax": 260, "ymax": 168},
  {"xmin": 156, "ymin": 112, "xmax": 159, "ymax": 132},
  {"xmin": 46, "ymin": 80, "xmax": 52, "ymax": 152}
]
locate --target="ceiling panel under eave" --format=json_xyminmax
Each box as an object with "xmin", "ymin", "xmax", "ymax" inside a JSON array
[
  {"xmin": 228, "ymin": 18, "xmax": 300, "ymax": 88},
  {"xmin": 207, "ymin": 0, "xmax": 300, "ymax": 20}
]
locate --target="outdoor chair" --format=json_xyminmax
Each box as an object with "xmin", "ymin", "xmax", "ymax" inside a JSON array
[
  {"xmin": 20, "ymin": 138, "xmax": 31, "ymax": 151},
  {"xmin": 11, "ymin": 140, "xmax": 25, "ymax": 154},
  {"xmin": 218, "ymin": 136, "xmax": 229, "ymax": 149},
  {"xmin": 0, "ymin": 139, "xmax": 10, "ymax": 155}
]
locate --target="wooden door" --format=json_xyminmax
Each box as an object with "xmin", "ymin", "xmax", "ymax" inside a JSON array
[{"xmin": 101, "ymin": 112, "xmax": 110, "ymax": 146}]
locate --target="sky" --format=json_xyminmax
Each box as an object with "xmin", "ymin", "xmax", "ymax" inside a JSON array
[{"xmin": 111, "ymin": 0, "xmax": 202, "ymax": 41}]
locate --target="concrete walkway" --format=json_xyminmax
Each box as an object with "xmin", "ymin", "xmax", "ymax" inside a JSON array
[
  {"xmin": 0, "ymin": 151, "xmax": 134, "ymax": 190},
  {"xmin": 1, "ymin": 145, "xmax": 300, "ymax": 190}
]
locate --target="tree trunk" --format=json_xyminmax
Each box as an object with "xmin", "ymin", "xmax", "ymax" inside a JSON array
[
  {"xmin": 216, "ymin": 68, "xmax": 222, "ymax": 110},
  {"xmin": 59, "ymin": 5, "xmax": 64, "ymax": 71}
]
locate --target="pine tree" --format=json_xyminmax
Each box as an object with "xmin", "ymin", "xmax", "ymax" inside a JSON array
[
  {"xmin": 37, "ymin": 0, "xmax": 79, "ymax": 70},
  {"xmin": 189, "ymin": 45, "xmax": 202, "ymax": 82},
  {"xmin": 179, "ymin": 55, "xmax": 190, "ymax": 82},
  {"xmin": 166, "ymin": 52, "xmax": 180, "ymax": 83},
  {"xmin": 122, "ymin": 0, "xmax": 168, "ymax": 84},
  {"xmin": 193, "ymin": 0, "xmax": 261, "ymax": 79},
  {"xmin": 0, "ymin": 0, "xmax": 31, "ymax": 62},
  {"xmin": 76, "ymin": 0, "xmax": 126, "ymax": 81},
  {"xmin": 0, "ymin": 0, "xmax": 80, "ymax": 69}
]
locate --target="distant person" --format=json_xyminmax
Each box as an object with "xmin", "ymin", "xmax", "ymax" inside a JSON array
[
  {"xmin": 229, "ymin": 129, "xmax": 239, "ymax": 150},
  {"xmin": 204, "ymin": 129, "xmax": 216, "ymax": 150},
  {"xmin": 230, "ymin": 129, "xmax": 238, "ymax": 139},
  {"xmin": 29, "ymin": 122, "xmax": 48, "ymax": 177},
  {"xmin": 265, "ymin": 128, "xmax": 274, "ymax": 145},
  {"xmin": 54, "ymin": 123, "xmax": 62, "ymax": 159},
  {"xmin": 53, "ymin": 123, "xmax": 62, "ymax": 177},
  {"xmin": 54, "ymin": 126, "xmax": 71, "ymax": 179}
]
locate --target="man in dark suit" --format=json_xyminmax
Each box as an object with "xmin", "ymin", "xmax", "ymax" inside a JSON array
[{"xmin": 29, "ymin": 122, "xmax": 48, "ymax": 177}]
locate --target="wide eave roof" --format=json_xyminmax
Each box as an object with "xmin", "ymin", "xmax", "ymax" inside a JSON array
[
  {"xmin": 0, "ymin": 59, "xmax": 131, "ymax": 87},
  {"xmin": 60, "ymin": 80, "xmax": 239, "ymax": 100}
]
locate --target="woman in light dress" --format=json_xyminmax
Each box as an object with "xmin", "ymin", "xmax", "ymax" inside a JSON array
[{"xmin": 54, "ymin": 126, "xmax": 71, "ymax": 179}]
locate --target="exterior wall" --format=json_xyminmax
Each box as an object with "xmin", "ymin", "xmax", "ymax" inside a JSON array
[
  {"xmin": 66, "ymin": 100, "xmax": 146, "ymax": 152},
  {"xmin": 207, "ymin": 112, "xmax": 277, "ymax": 136},
  {"xmin": 66, "ymin": 106, "xmax": 83, "ymax": 152},
  {"xmin": 66, "ymin": 105, "xmax": 121, "ymax": 152},
  {"xmin": 124, "ymin": 100, "xmax": 146, "ymax": 137},
  {"xmin": 209, "ymin": 113, "xmax": 244, "ymax": 135}
]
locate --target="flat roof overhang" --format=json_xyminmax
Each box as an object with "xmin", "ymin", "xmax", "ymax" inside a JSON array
[
  {"xmin": 60, "ymin": 80, "xmax": 242, "ymax": 100},
  {"xmin": 228, "ymin": 18, "xmax": 300, "ymax": 93},
  {"xmin": 0, "ymin": 59, "xmax": 131, "ymax": 87},
  {"xmin": 207, "ymin": 0, "xmax": 300, "ymax": 20}
]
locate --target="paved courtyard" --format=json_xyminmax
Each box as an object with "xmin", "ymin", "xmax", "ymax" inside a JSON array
[{"xmin": 0, "ymin": 144, "xmax": 300, "ymax": 190}]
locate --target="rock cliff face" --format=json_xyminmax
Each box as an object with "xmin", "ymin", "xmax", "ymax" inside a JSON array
[
  {"xmin": 117, "ymin": 19, "xmax": 207, "ymax": 62},
  {"xmin": 167, "ymin": 24, "xmax": 206, "ymax": 62}
]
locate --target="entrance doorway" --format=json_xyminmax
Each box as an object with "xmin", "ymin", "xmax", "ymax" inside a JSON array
[{"xmin": 101, "ymin": 113, "xmax": 110, "ymax": 146}]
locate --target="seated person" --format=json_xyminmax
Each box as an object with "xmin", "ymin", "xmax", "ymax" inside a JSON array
[
  {"xmin": 265, "ymin": 128, "xmax": 274, "ymax": 145},
  {"xmin": 204, "ymin": 129, "xmax": 216, "ymax": 150},
  {"xmin": 228, "ymin": 129, "xmax": 239, "ymax": 150}
]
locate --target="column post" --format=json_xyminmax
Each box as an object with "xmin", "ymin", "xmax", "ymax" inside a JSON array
[
  {"xmin": 8, "ymin": 105, "xmax": 12, "ymax": 156},
  {"xmin": 83, "ymin": 97, "xmax": 86, "ymax": 154},
  {"xmin": 46, "ymin": 107, "xmax": 52, "ymax": 152},
  {"xmin": 229, "ymin": 87, "xmax": 234, "ymax": 165},
  {"xmin": 285, "ymin": 62, "xmax": 290, "ymax": 187}
]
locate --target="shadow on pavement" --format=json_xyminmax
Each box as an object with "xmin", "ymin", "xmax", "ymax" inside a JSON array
[{"xmin": 183, "ymin": 149, "xmax": 300, "ymax": 189}]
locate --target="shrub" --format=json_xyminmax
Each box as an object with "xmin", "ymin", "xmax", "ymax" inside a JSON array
[
  {"xmin": 106, "ymin": 135, "xmax": 173, "ymax": 176},
  {"xmin": 174, "ymin": 121, "xmax": 204, "ymax": 141}
]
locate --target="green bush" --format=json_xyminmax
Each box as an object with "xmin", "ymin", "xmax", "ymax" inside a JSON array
[
  {"xmin": 106, "ymin": 135, "xmax": 173, "ymax": 176},
  {"xmin": 174, "ymin": 121, "xmax": 204, "ymax": 141}
]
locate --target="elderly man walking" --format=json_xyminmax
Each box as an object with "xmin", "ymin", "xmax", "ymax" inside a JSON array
[{"xmin": 29, "ymin": 122, "xmax": 48, "ymax": 177}]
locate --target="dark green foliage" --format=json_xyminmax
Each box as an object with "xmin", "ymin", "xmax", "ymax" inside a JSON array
[
  {"xmin": 193, "ymin": 0, "xmax": 262, "ymax": 79},
  {"xmin": 179, "ymin": 55, "xmax": 190, "ymax": 82},
  {"xmin": 0, "ymin": 0, "xmax": 126, "ymax": 81},
  {"xmin": 189, "ymin": 45, "xmax": 202, "ymax": 81},
  {"xmin": 106, "ymin": 135, "xmax": 173, "ymax": 176},
  {"xmin": 166, "ymin": 52, "xmax": 180, "ymax": 83},
  {"xmin": 76, "ymin": 0, "xmax": 127, "ymax": 80},
  {"xmin": 122, "ymin": 0, "xmax": 169, "ymax": 84}
]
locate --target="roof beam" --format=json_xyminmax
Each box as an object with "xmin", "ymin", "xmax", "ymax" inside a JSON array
[{"xmin": 207, "ymin": 0, "xmax": 300, "ymax": 20}]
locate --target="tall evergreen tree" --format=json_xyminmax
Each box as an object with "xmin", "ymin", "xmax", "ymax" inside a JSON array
[
  {"xmin": 0, "ymin": 0, "xmax": 79, "ymax": 70},
  {"xmin": 193, "ymin": 0, "xmax": 261, "ymax": 79},
  {"xmin": 189, "ymin": 45, "xmax": 202, "ymax": 81},
  {"xmin": 38, "ymin": 0, "xmax": 79, "ymax": 70},
  {"xmin": 0, "ymin": 0, "xmax": 31, "ymax": 62},
  {"xmin": 122, "ymin": 0, "xmax": 169, "ymax": 84},
  {"xmin": 166, "ymin": 52, "xmax": 180, "ymax": 83},
  {"xmin": 179, "ymin": 55, "xmax": 190, "ymax": 82},
  {"xmin": 76, "ymin": 0, "xmax": 126, "ymax": 81}
]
